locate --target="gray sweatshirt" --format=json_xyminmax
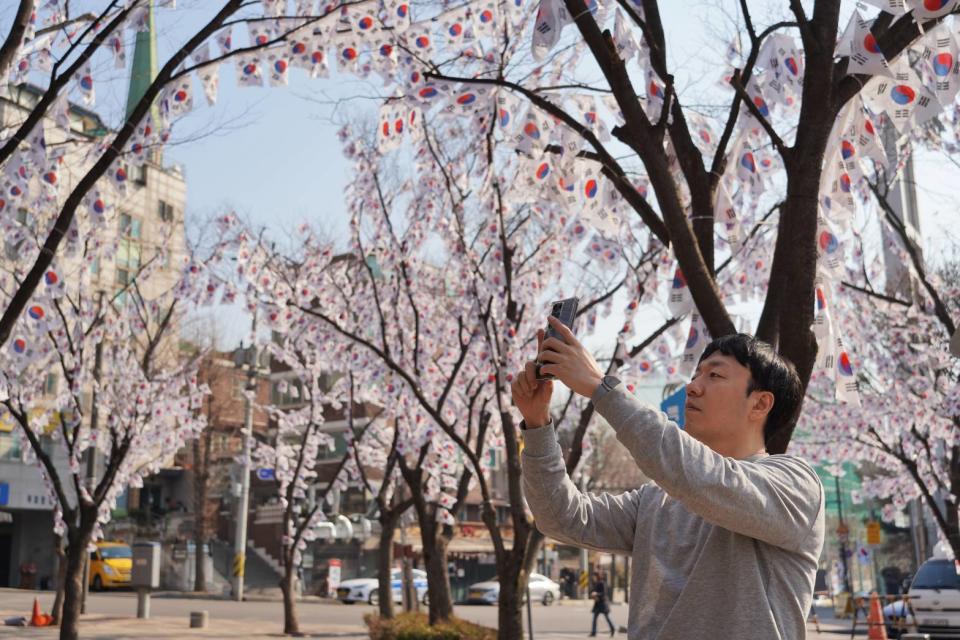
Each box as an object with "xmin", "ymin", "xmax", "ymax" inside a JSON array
[{"xmin": 521, "ymin": 385, "xmax": 825, "ymax": 640}]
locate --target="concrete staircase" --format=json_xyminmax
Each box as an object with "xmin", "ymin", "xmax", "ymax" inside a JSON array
[
  {"xmin": 250, "ymin": 545, "xmax": 284, "ymax": 576},
  {"xmin": 210, "ymin": 538, "xmax": 283, "ymax": 594}
]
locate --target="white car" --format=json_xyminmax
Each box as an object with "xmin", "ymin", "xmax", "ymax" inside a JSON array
[
  {"xmin": 336, "ymin": 568, "xmax": 429, "ymax": 605},
  {"xmin": 465, "ymin": 572, "xmax": 561, "ymax": 606},
  {"xmin": 902, "ymin": 557, "xmax": 960, "ymax": 639}
]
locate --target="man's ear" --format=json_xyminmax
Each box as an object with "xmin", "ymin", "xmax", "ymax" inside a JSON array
[{"xmin": 750, "ymin": 390, "xmax": 775, "ymax": 423}]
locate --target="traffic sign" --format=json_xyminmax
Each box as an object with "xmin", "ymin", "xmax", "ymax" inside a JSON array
[
  {"xmin": 660, "ymin": 387, "xmax": 687, "ymax": 429},
  {"xmin": 866, "ymin": 521, "xmax": 881, "ymax": 546},
  {"xmin": 256, "ymin": 468, "xmax": 275, "ymax": 481}
]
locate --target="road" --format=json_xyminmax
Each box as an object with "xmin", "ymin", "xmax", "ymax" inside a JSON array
[
  {"xmin": 2, "ymin": 589, "xmax": 619, "ymax": 637},
  {"xmin": 0, "ymin": 588, "xmax": 856, "ymax": 638}
]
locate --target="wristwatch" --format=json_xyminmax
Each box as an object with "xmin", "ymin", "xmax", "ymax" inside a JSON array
[
  {"xmin": 519, "ymin": 419, "xmax": 552, "ymax": 431},
  {"xmin": 591, "ymin": 375, "xmax": 622, "ymax": 404}
]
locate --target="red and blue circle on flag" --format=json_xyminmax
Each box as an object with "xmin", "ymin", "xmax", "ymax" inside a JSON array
[
  {"xmin": 890, "ymin": 85, "xmax": 915, "ymax": 105},
  {"xmin": 933, "ymin": 52, "xmax": 953, "ymax": 77}
]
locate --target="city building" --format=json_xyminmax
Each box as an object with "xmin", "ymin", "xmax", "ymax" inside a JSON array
[{"xmin": 0, "ymin": 3, "xmax": 187, "ymax": 588}]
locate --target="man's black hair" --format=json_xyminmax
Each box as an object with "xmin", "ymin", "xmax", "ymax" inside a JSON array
[{"xmin": 697, "ymin": 333, "xmax": 803, "ymax": 448}]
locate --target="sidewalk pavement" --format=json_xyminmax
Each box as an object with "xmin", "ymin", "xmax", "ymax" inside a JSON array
[
  {"xmin": 0, "ymin": 613, "xmax": 367, "ymax": 639},
  {"xmin": 0, "ymin": 596, "xmax": 871, "ymax": 639},
  {"xmin": 0, "ymin": 615, "xmax": 865, "ymax": 639}
]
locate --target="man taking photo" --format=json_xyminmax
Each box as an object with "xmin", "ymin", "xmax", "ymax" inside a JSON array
[{"xmin": 512, "ymin": 317, "xmax": 825, "ymax": 639}]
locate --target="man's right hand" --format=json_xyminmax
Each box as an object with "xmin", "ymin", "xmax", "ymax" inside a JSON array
[{"xmin": 511, "ymin": 329, "xmax": 554, "ymax": 428}]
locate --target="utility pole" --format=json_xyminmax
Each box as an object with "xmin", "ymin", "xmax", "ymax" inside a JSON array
[
  {"xmin": 81, "ymin": 296, "xmax": 105, "ymax": 614},
  {"xmin": 579, "ymin": 476, "xmax": 589, "ymax": 599},
  {"xmin": 232, "ymin": 313, "xmax": 257, "ymax": 601}
]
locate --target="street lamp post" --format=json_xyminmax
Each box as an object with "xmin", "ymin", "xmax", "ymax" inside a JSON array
[{"xmin": 232, "ymin": 316, "xmax": 258, "ymax": 602}]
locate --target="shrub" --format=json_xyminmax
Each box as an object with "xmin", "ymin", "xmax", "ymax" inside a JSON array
[{"xmin": 364, "ymin": 612, "xmax": 497, "ymax": 640}]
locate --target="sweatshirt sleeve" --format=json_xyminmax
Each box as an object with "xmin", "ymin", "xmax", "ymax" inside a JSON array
[
  {"xmin": 594, "ymin": 386, "xmax": 823, "ymax": 552},
  {"xmin": 521, "ymin": 422, "xmax": 640, "ymax": 555}
]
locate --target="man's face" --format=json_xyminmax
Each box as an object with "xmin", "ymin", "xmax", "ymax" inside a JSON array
[{"xmin": 684, "ymin": 352, "xmax": 755, "ymax": 450}]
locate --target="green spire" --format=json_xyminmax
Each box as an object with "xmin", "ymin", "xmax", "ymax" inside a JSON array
[{"xmin": 125, "ymin": 1, "xmax": 158, "ymax": 122}]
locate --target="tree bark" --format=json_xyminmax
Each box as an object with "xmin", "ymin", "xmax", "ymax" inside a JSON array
[
  {"xmin": 377, "ymin": 513, "xmax": 398, "ymax": 619},
  {"xmin": 280, "ymin": 552, "xmax": 300, "ymax": 635},
  {"xmin": 420, "ymin": 518, "xmax": 453, "ymax": 624},
  {"xmin": 496, "ymin": 559, "xmax": 525, "ymax": 640},
  {"xmin": 59, "ymin": 521, "xmax": 94, "ymax": 640},
  {"xmin": 0, "ymin": 1, "xmax": 33, "ymax": 86}
]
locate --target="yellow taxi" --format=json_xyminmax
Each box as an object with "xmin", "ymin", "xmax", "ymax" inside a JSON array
[{"xmin": 88, "ymin": 541, "xmax": 132, "ymax": 590}]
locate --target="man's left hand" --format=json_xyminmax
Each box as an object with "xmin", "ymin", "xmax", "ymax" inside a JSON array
[{"xmin": 538, "ymin": 316, "xmax": 605, "ymax": 398}]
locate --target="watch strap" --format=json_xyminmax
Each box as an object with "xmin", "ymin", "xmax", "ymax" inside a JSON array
[{"xmin": 592, "ymin": 375, "xmax": 622, "ymax": 404}]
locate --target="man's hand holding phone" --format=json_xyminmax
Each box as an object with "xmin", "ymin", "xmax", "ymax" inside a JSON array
[
  {"xmin": 537, "ymin": 316, "xmax": 605, "ymax": 398},
  {"xmin": 511, "ymin": 329, "xmax": 554, "ymax": 429},
  {"xmin": 511, "ymin": 299, "xmax": 607, "ymax": 429}
]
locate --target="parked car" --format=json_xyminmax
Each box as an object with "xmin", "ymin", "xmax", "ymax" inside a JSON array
[
  {"xmin": 465, "ymin": 573, "xmax": 561, "ymax": 606},
  {"xmin": 890, "ymin": 557, "xmax": 960, "ymax": 639},
  {"xmin": 336, "ymin": 568, "xmax": 428, "ymax": 605},
  {"xmin": 88, "ymin": 541, "xmax": 132, "ymax": 590}
]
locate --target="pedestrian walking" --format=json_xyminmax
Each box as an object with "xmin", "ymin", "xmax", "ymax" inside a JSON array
[
  {"xmin": 589, "ymin": 571, "xmax": 615, "ymax": 637},
  {"xmin": 512, "ymin": 324, "xmax": 825, "ymax": 639}
]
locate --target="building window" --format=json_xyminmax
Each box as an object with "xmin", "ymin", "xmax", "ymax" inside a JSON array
[
  {"xmin": 119, "ymin": 213, "xmax": 142, "ymax": 238},
  {"xmin": 212, "ymin": 432, "xmax": 230, "ymax": 456},
  {"xmin": 44, "ymin": 373, "xmax": 58, "ymax": 395},
  {"xmin": 128, "ymin": 163, "xmax": 146, "ymax": 186},
  {"xmin": 271, "ymin": 379, "xmax": 303, "ymax": 406},
  {"xmin": 117, "ymin": 214, "xmax": 142, "ymax": 279},
  {"xmin": 0, "ymin": 430, "xmax": 21, "ymax": 461},
  {"xmin": 317, "ymin": 433, "xmax": 347, "ymax": 461},
  {"xmin": 158, "ymin": 200, "xmax": 175, "ymax": 222}
]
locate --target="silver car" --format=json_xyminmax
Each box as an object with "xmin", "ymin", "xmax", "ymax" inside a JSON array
[{"xmin": 465, "ymin": 572, "xmax": 561, "ymax": 605}]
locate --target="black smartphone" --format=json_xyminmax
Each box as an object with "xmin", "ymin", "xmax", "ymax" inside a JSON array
[{"xmin": 535, "ymin": 297, "xmax": 579, "ymax": 381}]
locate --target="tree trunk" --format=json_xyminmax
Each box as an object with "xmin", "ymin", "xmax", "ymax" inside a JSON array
[
  {"xmin": 280, "ymin": 551, "xmax": 300, "ymax": 635},
  {"xmin": 947, "ymin": 499, "xmax": 960, "ymax": 562},
  {"xmin": 377, "ymin": 513, "xmax": 398, "ymax": 619},
  {"xmin": 420, "ymin": 519, "xmax": 453, "ymax": 624},
  {"xmin": 192, "ymin": 437, "xmax": 209, "ymax": 592},
  {"xmin": 52, "ymin": 533, "xmax": 66, "ymax": 625},
  {"xmin": 193, "ymin": 526, "xmax": 207, "ymax": 592},
  {"xmin": 496, "ymin": 557, "xmax": 525, "ymax": 640},
  {"xmin": 59, "ymin": 523, "xmax": 94, "ymax": 640}
]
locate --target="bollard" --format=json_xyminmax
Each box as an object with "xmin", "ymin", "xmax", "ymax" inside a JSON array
[
  {"xmin": 189, "ymin": 611, "xmax": 208, "ymax": 629},
  {"xmin": 136, "ymin": 587, "xmax": 150, "ymax": 619}
]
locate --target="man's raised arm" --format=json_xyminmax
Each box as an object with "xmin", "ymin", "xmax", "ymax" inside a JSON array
[
  {"xmin": 594, "ymin": 386, "xmax": 823, "ymax": 552},
  {"xmin": 521, "ymin": 422, "xmax": 640, "ymax": 554}
]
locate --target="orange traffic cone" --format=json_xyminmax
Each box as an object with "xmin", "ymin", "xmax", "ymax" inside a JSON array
[
  {"xmin": 30, "ymin": 597, "xmax": 52, "ymax": 627},
  {"xmin": 866, "ymin": 591, "xmax": 888, "ymax": 640}
]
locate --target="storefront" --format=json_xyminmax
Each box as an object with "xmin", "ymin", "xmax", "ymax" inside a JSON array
[{"xmin": 0, "ymin": 423, "xmax": 64, "ymax": 589}]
